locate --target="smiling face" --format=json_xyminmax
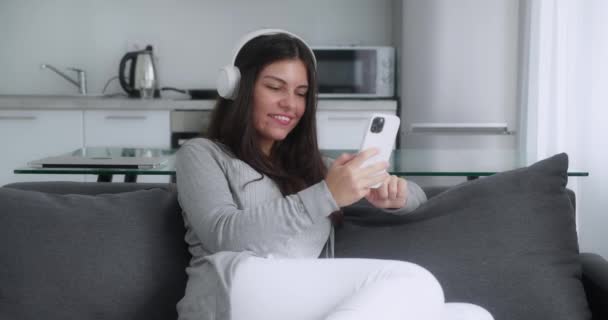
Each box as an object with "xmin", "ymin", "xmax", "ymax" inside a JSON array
[{"xmin": 251, "ymin": 58, "xmax": 309, "ymax": 155}]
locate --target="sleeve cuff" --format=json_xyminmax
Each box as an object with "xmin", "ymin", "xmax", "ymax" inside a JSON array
[{"xmin": 297, "ymin": 180, "xmax": 340, "ymax": 220}]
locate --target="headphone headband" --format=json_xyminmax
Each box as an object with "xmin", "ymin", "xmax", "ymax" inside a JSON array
[
  {"xmin": 216, "ymin": 28, "xmax": 316, "ymax": 100},
  {"xmin": 228, "ymin": 28, "xmax": 317, "ymax": 67}
]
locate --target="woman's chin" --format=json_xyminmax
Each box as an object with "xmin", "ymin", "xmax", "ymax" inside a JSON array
[
  {"xmin": 271, "ymin": 135, "xmax": 288, "ymax": 142},
  {"xmin": 269, "ymin": 130, "xmax": 292, "ymax": 141}
]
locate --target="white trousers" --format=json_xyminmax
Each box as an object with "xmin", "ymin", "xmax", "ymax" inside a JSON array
[{"xmin": 231, "ymin": 257, "xmax": 494, "ymax": 320}]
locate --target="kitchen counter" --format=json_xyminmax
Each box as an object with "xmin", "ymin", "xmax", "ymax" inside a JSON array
[
  {"xmin": 0, "ymin": 95, "xmax": 215, "ymax": 111},
  {"xmin": 0, "ymin": 95, "xmax": 397, "ymax": 112}
]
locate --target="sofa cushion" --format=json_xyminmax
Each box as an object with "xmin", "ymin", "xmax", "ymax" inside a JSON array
[
  {"xmin": 336, "ymin": 153, "xmax": 591, "ymax": 320},
  {"xmin": 0, "ymin": 187, "xmax": 189, "ymax": 320}
]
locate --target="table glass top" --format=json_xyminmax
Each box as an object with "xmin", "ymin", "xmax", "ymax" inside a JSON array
[
  {"xmin": 15, "ymin": 147, "xmax": 177, "ymax": 176},
  {"xmin": 14, "ymin": 147, "xmax": 589, "ymax": 177}
]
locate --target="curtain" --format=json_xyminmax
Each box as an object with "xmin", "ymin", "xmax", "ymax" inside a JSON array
[{"xmin": 520, "ymin": 0, "xmax": 608, "ymax": 257}]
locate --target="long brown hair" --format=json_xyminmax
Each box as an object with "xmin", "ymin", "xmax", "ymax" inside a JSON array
[{"xmin": 206, "ymin": 33, "xmax": 327, "ymax": 197}]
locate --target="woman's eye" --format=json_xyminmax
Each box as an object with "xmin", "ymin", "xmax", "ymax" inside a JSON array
[{"xmin": 266, "ymin": 85, "xmax": 280, "ymax": 91}]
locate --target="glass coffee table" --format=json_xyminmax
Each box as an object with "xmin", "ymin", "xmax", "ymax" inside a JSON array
[
  {"xmin": 14, "ymin": 147, "xmax": 589, "ymax": 182},
  {"xmin": 14, "ymin": 147, "xmax": 177, "ymax": 182}
]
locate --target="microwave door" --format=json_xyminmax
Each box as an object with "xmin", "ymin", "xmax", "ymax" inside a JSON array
[{"xmin": 316, "ymin": 50, "xmax": 376, "ymax": 97}]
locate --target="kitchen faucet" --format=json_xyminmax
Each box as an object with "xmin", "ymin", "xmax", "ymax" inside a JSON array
[{"xmin": 40, "ymin": 64, "xmax": 87, "ymax": 95}]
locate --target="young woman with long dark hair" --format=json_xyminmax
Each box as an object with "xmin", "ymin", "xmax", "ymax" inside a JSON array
[{"xmin": 175, "ymin": 29, "xmax": 493, "ymax": 320}]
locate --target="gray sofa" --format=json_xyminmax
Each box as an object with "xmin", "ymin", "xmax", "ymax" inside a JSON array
[{"xmin": 1, "ymin": 153, "xmax": 607, "ymax": 320}]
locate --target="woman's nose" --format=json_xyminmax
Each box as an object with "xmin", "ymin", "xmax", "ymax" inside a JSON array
[{"xmin": 279, "ymin": 93, "xmax": 298, "ymax": 110}]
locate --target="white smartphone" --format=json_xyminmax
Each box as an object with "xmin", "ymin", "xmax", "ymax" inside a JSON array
[{"xmin": 359, "ymin": 113, "xmax": 400, "ymax": 188}]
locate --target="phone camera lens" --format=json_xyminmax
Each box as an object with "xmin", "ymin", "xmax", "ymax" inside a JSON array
[{"xmin": 370, "ymin": 117, "xmax": 385, "ymax": 133}]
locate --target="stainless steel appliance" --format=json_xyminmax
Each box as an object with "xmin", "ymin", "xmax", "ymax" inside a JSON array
[
  {"xmin": 118, "ymin": 45, "xmax": 160, "ymax": 98},
  {"xmin": 312, "ymin": 46, "xmax": 395, "ymax": 98},
  {"xmin": 40, "ymin": 64, "xmax": 88, "ymax": 95},
  {"xmin": 170, "ymin": 110, "xmax": 212, "ymax": 149},
  {"xmin": 169, "ymin": 109, "xmax": 212, "ymax": 183}
]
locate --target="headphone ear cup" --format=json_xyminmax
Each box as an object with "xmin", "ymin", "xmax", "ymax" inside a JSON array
[{"xmin": 216, "ymin": 66, "xmax": 241, "ymax": 100}]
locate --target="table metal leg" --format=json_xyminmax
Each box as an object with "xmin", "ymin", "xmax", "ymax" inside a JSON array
[{"xmin": 97, "ymin": 174, "xmax": 113, "ymax": 182}]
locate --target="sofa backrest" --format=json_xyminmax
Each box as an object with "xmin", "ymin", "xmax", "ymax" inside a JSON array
[
  {"xmin": 4, "ymin": 181, "xmax": 575, "ymax": 208},
  {"xmin": 1, "ymin": 180, "xmax": 580, "ymax": 320},
  {"xmin": 424, "ymin": 184, "xmax": 576, "ymax": 210},
  {"xmin": 3, "ymin": 181, "xmax": 176, "ymax": 195},
  {"xmin": 1, "ymin": 181, "xmax": 190, "ymax": 320}
]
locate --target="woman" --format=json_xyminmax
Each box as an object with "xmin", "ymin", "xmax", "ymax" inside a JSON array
[{"xmin": 175, "ymin": 29, "xmax": 493, "ymax": 320}]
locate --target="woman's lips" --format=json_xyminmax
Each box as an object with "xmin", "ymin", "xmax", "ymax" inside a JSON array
[{"xmin": 269, "ymin": 114, "xmax": 292, "ymax": 126}]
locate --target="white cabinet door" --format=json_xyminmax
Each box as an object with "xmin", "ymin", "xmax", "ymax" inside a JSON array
[
  {"xmin": 0, "ymin": 109, "xmax": 84, "ymax": 185},
  {"xmin": 316, "ymin": 110, "xmax": 397, "ymax": 150},
  {"xmin": 83, "ymin": 110, "xmax": 171, "ymax": 183},
  {"xmin": 84, "ymin": 110, "xmax": 170, "ymax": 148}
]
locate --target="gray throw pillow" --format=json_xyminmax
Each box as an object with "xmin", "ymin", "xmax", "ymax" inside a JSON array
[
  {"xmin": 0, "ymin": 187, "xmax": 189, "ymax": 320},
  {"xmin": 336, "ymin": 153, "xmax": 591, "ymax": 320}
]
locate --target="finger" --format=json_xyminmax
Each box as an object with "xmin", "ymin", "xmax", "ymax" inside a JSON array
[
  {"xmin": 388, "ymin": 177, "xmax": 399, "ymax": 200},
  {"xmin": 366, "ymin": 188, "xmax": 377, "ymax": 202},
  {"xmin": 364, "ymin": 171, "xmax": 390, "ymax": 189},
  {"xmin": 348, "ymin": 147, "xmax": 380, "ymax": 168},
  {"xmin": 378, "ymin": 176, "xmax": 389, "ymax": 199},
  {"xmin": 397, "ymin": 178, "xmax": 408, "ymax": 199},
  {"xmin": 333, "ymin": 153, "xmax": 356, "ymax": 166},
  {"xmin": 359, "ymin": 161, "xmax": 389, "ymax": 177}
]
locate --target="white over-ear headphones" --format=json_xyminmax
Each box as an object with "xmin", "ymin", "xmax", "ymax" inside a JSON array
[{"xmin": 216, "ymin": 28, "xmax": 316, "ymax": 100}]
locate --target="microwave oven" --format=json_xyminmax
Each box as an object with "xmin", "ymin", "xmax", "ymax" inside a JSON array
[{"xmin": 311, "ymin": 46, "xmax": 395, "ymax": 98}]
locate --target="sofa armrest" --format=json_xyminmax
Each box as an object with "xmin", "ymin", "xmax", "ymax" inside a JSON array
[{"xmin": 580, "ymin": 252, "xmax": 608, "ymax": 319}]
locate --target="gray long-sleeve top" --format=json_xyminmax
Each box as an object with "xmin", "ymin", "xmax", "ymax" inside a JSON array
[{"xmin": 175, "ymin": 138, "xmax": 427, "ymax": 320}]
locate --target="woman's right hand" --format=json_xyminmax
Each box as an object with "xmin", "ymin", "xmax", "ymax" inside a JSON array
[{"xmin": 325, "ymin": 148, "xmax": 390, "ymax": 207}]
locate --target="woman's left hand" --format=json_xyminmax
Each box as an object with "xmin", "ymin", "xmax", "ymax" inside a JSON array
[{"xmin": 365, "ymin": 175, "xmax": 408, "ymax": 209}]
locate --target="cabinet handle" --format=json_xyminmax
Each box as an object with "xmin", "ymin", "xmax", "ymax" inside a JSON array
[
  {"xmin": 0, "ymin": 115, "xmax": 37, "ymax": 120},
  {"xmin": 104, "ymin": 115, "xmax": 148, "ymax": 120},
  {"xmin": 327, "ymin": 116, "xmax": 370, "ymax": 121},
  {"xmin": 409, "ymin": 123, "xmax": 514, "ymax": 135}
]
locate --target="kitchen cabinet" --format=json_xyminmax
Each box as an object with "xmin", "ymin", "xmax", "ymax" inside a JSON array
[
  {"xmin": 316, "ymin": 100, "xmax": 397, "ymax": 150},
  {"xmin": 0, "ymin": 98, "xmax": 396, "ymax": 185},
  {"xmin": 0, "ymin": 108, "xmax": 172, "ymax": 185},
  {"xmin": 0, "ymin": 109, "xmax": 84, "ymax": 185},
  {"xmin": 83, "ymin": 109, "xmax": 171, "ymax": 183},
  {"xmin": 84, "ymin": 110, "xmax": 170, "ymax": 148}
]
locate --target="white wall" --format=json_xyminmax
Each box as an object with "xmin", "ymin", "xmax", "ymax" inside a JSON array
[{"xmin": 0, "ymin": 0, "xmax": 393, "ymax": 95}]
